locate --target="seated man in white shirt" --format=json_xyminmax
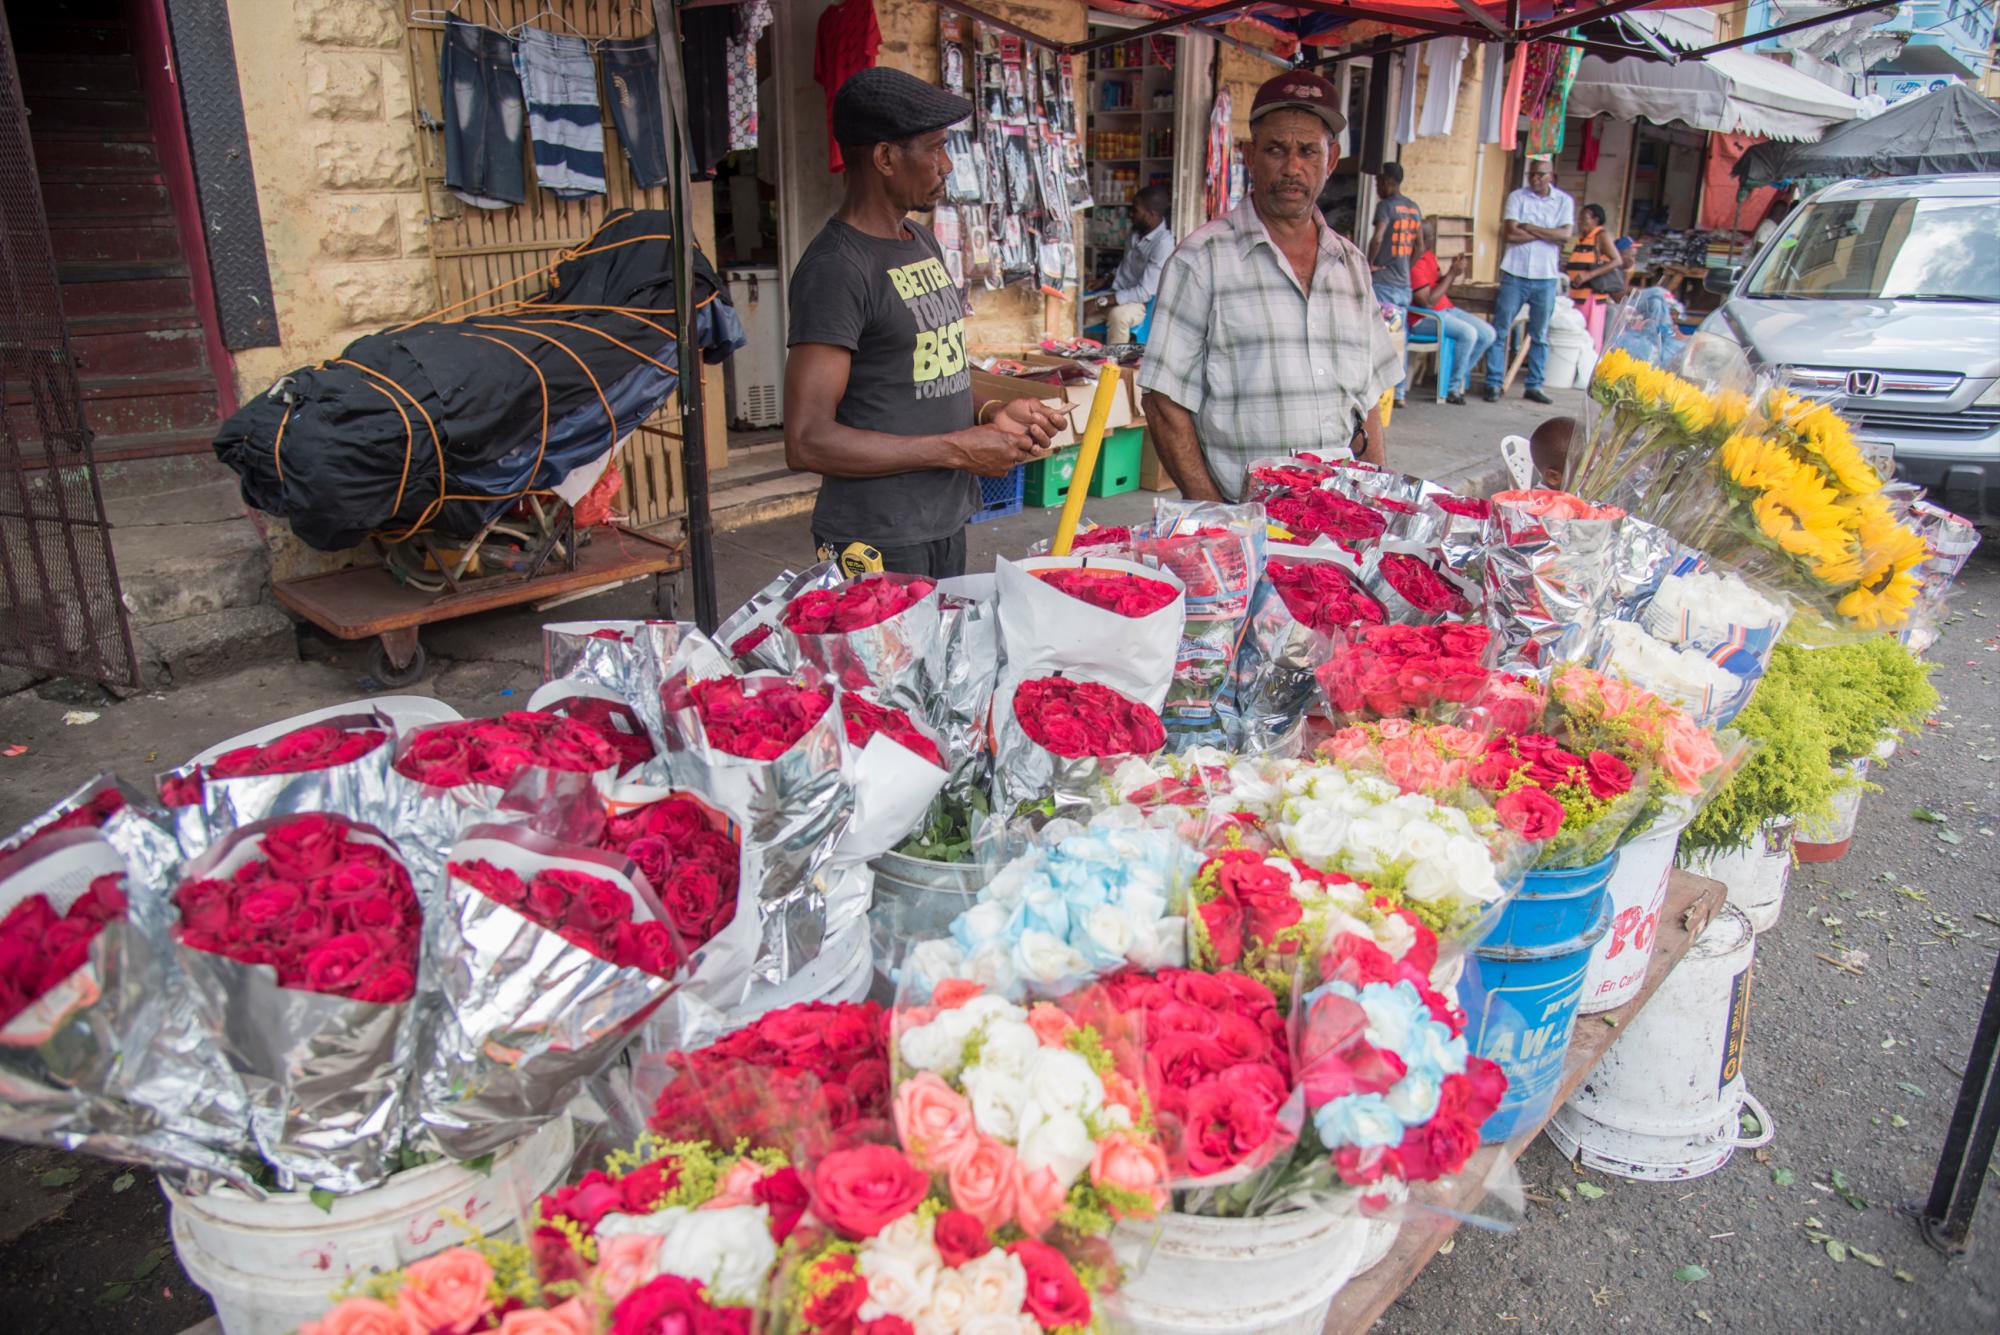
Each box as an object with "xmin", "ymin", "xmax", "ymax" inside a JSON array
[{"xmin": 1090, "ymin": 186, "xmax": 1175, "ymax": 344}]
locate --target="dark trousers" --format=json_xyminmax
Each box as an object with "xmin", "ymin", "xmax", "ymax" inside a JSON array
[
  {"xmin": 813, "ymin": 529, "xmax": 968, "ymax": 579},
  {"xmin": 600, "ymin": 39, "xmax": 669, "ymax": 188},
  {"xmin": 440, "ymin": 18, "xmax": 527, "ymax": 207}
]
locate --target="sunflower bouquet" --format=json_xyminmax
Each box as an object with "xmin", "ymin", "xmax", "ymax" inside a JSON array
[{"xmin": 1566, "ymin": 347, "xmax": 1749, "ymax": 515}]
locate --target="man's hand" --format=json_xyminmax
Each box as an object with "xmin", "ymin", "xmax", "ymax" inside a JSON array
[
  {"xmin": 993, "ymin": 396, "xmax": 1068, "ymax": 449},
  {"xmin": 947, "ymin": 425, "xmax": 1050, "ymax": 478},
  {"xmin": 1447, "ymin": 253, "xmax": 1469, "ymax": 278}
]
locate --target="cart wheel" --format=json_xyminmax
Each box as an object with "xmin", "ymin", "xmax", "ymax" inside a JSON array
[
  {"xmin": 368, "ymin": 638, "xmax": 427, "ymax": 688},
  {"xmin": 653, "ymin": 574, "xmax": 679, "ymax": 620}
]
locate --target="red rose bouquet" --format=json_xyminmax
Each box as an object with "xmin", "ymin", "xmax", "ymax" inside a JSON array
[
  {"xmin": 1430, "ymin": 494, "xmax": 1490, "ymax": 520},
  {"xmin": 1267, "ymin": 556, "xmax": 1385, "ymax": 635},
  {"xmin": 158, "ymin": 711, "xmax": 401, "ymax": 844},
  {"xmin": 1471, "ymin": 730, "xmax": 1648, "ymax": 868},
  {"xmin": 1370, "ymin": 550, "xmax": 1475, "ymax": 621},
  {"xmin": 1014, "ymin": 678, "xmax": 1166, "ymax": 760},
  {"xmin": 1245, "ymin": 456, "xmax": 1339, "ymax": 498},
  {"xmin": 1264, "ymin": 489, "xmax": 1387, "ymax": 550},
  {"xmin": 1315, "ymin": 622, "xmax": 1543, "ymax": 732},
  {"xmin": 1184, "ymin": 848, "xmax": 1374, "ymax": 1005},
  {"xmin": 644, "ymin": 999, "xmax": 890, "ymax": 1151},
  {"xmin": 782, "ymin": 573, "xmax": 943, "ymax": 697},
  {"xmin": 420, "ymin": 825, "xmax": 728, "ymax": 1157},
  {"xmin": 1, "ymin": 870, "xmax": 126, "ymax": 1031},
  {"xmin": 542, "ymin": 693, "xmax": 657, "ymax": 776},
  {"xmin": 785, "ymin": 575, "xmax": 937, "ymax": 635},
  {"xmin": 1070, "ymin": 524, "xmax": 1133, "ymax": 551},
  {"xmin": 683, "ymin": 676, "xmax": 833, "ymax": 761},
  {"xmin": 170, "ymin": 813, "xmax": 422, "ymax": 1190},
  {"xmin": 841, "ymin": 696, "xmax": 943, "ymax": 769},
  {"xmin": 207, "ymin": 721, "xmax": 387, "ymax": 779},
  {"xmin": 602, "ymin": 793, "xmax": 743, "ymax": 957},
  {"xmin": 395, "ymin": 711, "xmax": 621, "ymax": 788},
  {"xmin": 2, "ymin": 774, "xmax": 131, "ymax": 856},
  {"xmin": 1031, "ymin": 567, "xmax": 1180, "ymax": 617}
]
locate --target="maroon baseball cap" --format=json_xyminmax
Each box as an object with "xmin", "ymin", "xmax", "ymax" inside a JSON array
[{"xmin": 1250, "ymin": 69, "xmax": 1347, "ymax": 138}]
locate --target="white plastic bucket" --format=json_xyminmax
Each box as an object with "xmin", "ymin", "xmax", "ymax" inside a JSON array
[
  {"xmin": 1112, "ymin": 1199, "xmax": 1369, "ymax": 1335},
  {"xmin": 1349, "ymin": 1180, "xmax": 1409, "ymax": 1278},
  {"xmin": 722, "ymin": 917, "xmax": 873, "ymax": 1032},
  {"xmin": 1679, "ymin": 819, "xmax": 1794, "ymax": 934},
  {"xmin": 1580, "ymin": 821, "xmax": 1684, "ymax": 1014},
  {"xmin": 167, "ymin": 1114, "xmax": 575, "ymax": 1335},
  {"xmin": 189, "ymin": 696, "xmax": 464, "ymax": 766},
  {"xmin": 1795, "ymin": 758, "xmax": 1870, "ymax": 863},
  {"xmin": 1547, "ymin": 905, "xmax": 1773, "ymax": 1181}
]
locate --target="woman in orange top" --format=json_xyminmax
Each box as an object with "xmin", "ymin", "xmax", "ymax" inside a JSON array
[{"xmin": 1567, "ymin": 203, "xmax": 1627, "ymax": 350}]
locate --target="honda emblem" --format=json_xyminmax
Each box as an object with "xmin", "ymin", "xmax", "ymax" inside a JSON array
[{"xmin": 1846, "ymin": 369, "xmax": 1883, "ymax": 398}]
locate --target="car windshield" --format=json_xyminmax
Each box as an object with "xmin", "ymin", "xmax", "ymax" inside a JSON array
[{"xmin": 1745, "ymin": 193, "xmax": 2000, "ymax": 301}]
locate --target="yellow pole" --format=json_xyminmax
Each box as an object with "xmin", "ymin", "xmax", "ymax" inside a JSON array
[{"xmin": 1051, "ymin": 365, "xmax": 1122, "ymax": 557}]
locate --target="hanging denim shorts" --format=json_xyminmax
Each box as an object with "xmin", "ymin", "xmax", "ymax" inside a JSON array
[
  {"xmin": 600, "ymin": 38, "xmax": 670, "ymax": 189},
  {"xmin": 441, "ymin": 18, "xmax": 527, "ymax": 208}
]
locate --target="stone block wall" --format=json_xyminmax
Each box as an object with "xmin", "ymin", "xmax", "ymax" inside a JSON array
[{"xmin": 226, "ymin": 0, "xmax": 435, "ymax": 393}]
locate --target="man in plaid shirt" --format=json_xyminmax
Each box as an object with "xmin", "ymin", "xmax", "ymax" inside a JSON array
[{"xmin": 1139, "ymin": 71, "xmax": 1400, "ymax": 502}]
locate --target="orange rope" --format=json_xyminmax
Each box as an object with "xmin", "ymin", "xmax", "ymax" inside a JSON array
[
  {"xmin": 390, "ymin": 230, "xmax": 676, "ymax": 331},
  {"xmin": 355, "ymin": 381, "xmax": 416, "ymax": 516},
  {"xmin": 335, "ymin": 359, "xmax": 445, "ymax": 537},
  {"xmin": 466, "ymin": 322, "xmax": 619, "ymax": 458},
  {"xmin": 272, "ymin": 405, "xmax": 292, "ymax": 487}
]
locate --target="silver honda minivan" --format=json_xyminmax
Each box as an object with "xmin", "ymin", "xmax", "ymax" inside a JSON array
[{"xmin": 1700, "ymin": 174, "xmax": 2000, "ymax": 522}]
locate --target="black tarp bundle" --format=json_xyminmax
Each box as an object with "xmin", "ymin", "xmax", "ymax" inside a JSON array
[
  {"xmin": 1734, "ymin": 84, "xmax": 2000, "ymax": 187},
  {"xmin": 214, "ymin": 210, "xmax": 744, "ymax": 551}
]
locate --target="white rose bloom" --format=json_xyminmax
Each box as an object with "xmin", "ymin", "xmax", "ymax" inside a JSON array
[
  {"xmin": 1281, "ymin": 807, "xmax": 1346, "ymax": 862},
  {"xmin": 899, "ymin": 1016, "xmax": 967, "ymax": 1074},
  {"xmin": 591, "ymin": 1205, "xmax": 688, "ymax": 1240},
  {"xmin": 1017, "ymin": 1108, "xmax": 1097, "ymax": 1191},
  {"xmin": 652, "ymin": 1204, "xmax": 776, "ymax": 1304},
  {"xmin": 1373, "ymin": 910, "xmax": 1417, "ymax": 961},
  {"xmin": 961, "ymin": 945, "xmax": 1023, "ymax": 997},
  {"xmin": 978, "ymin": 1018, "xmax": 1042, "ymax": 1079},
  {"xmin": 916, "ymin": 1266, "xmax": 980, "ymax": 1335},
  {"xmin": 904, "ymin": 939, "xmax": 966, "ymax": 999},
  {"xmin": 1109, "ymin": 756, "xmax": 1169, "ymax": 799},
  {"xmin": 952, "ymin": 900, "xmax": 1014, "ymax": 953},
  {"xmin": 1386, "ymin": 1069, "xmax": 1443, "ymax": 1125},
  {"xmin": 1127, "ymin": 916, "xmax": 1187, "ymax": 970},
  {"xmin": 958, "ymin": 1248, "xmax": 1029, "ymax": 1316},
  {"xmin": 1012, "ymin": 929, "xmax": 1089, "ymax": 988},
  {"xmin": 1076, "ymin": 902, "xmax": 1134, "ymax": 965},
  {"xmin": 1023, "ymin": 1046, "xmax": 1104, "ymax": 1118},
  {"xmin": 961, "ymin": 1065, "xmax": 1029, "ymax": 1141},
  {"xmin": 858, "ymin": 1246, "xmax": 940, "ymax": 1322},
  {"xmin": 1397, "ymin": 820, "xmax": 1449, "ymax": 865},
  {"xmin": 1446, "ymin": 835, "xmax": 1502, "ymax": 901},
  {"xmin": 873, "ymin": 1210, "xmax": 939, "ymax": 1265},
  {"xmin": 1341, "ymin": 818, "xmax": 1397, "ymax": 872}
]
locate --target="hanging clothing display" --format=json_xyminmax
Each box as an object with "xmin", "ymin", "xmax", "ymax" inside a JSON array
[
  {"xmin": 1205, "ymin": 88, "xmax": 1233, "ymax": 219},
  {"xmin": 1395, "ymin": 47, "xmax": 1421, "ymax": 144},
  {"xmin": 1478, "ymin": 42, "xmax": 1505, "ymax": 145},
  {"xmin": 1418, "ymin": 37, "xmax": 1467, "ymax": 139},
  {"xmin": 814, "ymin": 0, "xmax": 882, "ymax": 173},
  {"xmin": 728, "ymin": 0, "xmax": 775, "ymax": 152},
  {"xmin": 1700, "ymin": 133, "xmax": 1779, "ymax": 231},
  {"xmin": 1524, "ymin": 46, "xmax": 1582, "ymax": 157},
  {"xmin": 514, "ymin": 26, "xmax": 606, "ymax": 198},
  {"xmin": 601, "ymin": 39, "xmax": 668, "ymax": 188},
  {"xmin": 682, "ymin": 3, "xmax": 735, "ymax": 178},
  {"xmin": 1499, "ymin": 44, "xmax": 1527, "ymax": 151},
  {"xmin": 439, "ymin": 18, "xmax": 527, "ymax": 208},
  {"xmin": 1579, "ymin": 117, "xmax": 1601, "ymax": 172}
]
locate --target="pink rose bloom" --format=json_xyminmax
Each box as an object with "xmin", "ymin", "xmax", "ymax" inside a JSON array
[
  {"xmin": 1013, "ymin": 1159, "xmax": 1070, "ymax": 1236},
  {"xmin": 1322, "ymin": 727, "xmax": 1373, "ymax": 764},
  {"xmin": 1089, "ymin": 1132, "xmax": 1168, "ymax": 1216},
  {"xmin": 700, "ymin": 1157, "xmax": 767, "ymax": 1210},
  {"xmin": 1660, "ymin": 716, "xmax": 1723, "ymax": 794},
  {"xmin": 1026, "ymin": 1003, "xmax": 1078, "ymax": 1048},
  {"xmin": 946, "ymin": 1136, "xmax": 1020, "ymax": 1234},
  {"xmin": 1431, "ymin": 724, "xmax": 1486, "ymax": 759},
  {"xmin": 394, "ymin": 1248, "xmax": 495, "ymax": 1335},
  {"xmin": 593, "ymin": 1233, "xmax": 663, "ymax": 1305},
  {"xmin": 1375, "ymin": 718, "xmax": 1413, "ymax": 740},
  {"xmin": 894, "ymin": 1071, "xmax": 980, "ymax": 1172},
  {"xmin": 298, "ymin": 1298, "xmax": 405, "ymax": 1335},
  {"xmin": 497, "ymin": 1300, "xmax": 592, "ymax": 1335}
]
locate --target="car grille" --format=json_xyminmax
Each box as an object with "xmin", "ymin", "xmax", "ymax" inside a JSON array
[{"xmin": 1857, "ymin": 405, "xmax": 2000, "ymax": 437}]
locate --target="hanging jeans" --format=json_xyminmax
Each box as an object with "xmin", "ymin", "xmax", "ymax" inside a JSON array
[
  {"xmin": 1436, "ymin": 306, "xmax": 1498, "ymax": 396},
  {"xmin": 441, "ymin": 19, "xmax": 527, "ymax": 208},
  {"xmin": 1484, "ymin": 273, "xmax": 1560, "ymax": 392},
  {"xmin": 601, "ymin": 39, "xmax": 670, "ymax": 188}
]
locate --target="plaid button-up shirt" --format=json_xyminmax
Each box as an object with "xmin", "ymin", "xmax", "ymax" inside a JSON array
[{"xmin": 1138, "ymin": 199, "xmax": 1401, "ymax": 501}]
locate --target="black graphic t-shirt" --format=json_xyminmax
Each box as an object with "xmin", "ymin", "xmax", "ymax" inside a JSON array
[
  {"xmin": 788, "ymin": 218, "xmax": 979, "ymax": 543},
  {"xmin": 1370, "ymin": 193, "xmax": 1424, "ymax": 289}
]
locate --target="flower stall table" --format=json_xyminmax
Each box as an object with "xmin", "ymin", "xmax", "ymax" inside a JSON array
[{"xmin": 1323, "ymin": 867, "xmax": 1730, "ymax": 1333}]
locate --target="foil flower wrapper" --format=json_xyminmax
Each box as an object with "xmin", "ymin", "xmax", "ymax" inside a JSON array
[
  {"xmin": 929, "ymin": 573, "xmax": 1003, "ymax": 801},
  {"xmin": 0, "ymin": 827, "xmax": 258, "ymax": 1190},
  {"xmin": 159, "ymin": 709, "xmax": 401, "ymax": 860},
  {"xmin": 1364, "ymin": 539, "xmax": 1483, "ymax": 626},
  {"xmin": 658, "ymin": 667, "xmax": 857, "ymax": 988},
  {"xmin": 1134, "ymin": 499, "xmax": 1267, "ymax": 750},
  {"xmin": 777, "ymin": 570, "xmax": 945, "ymax": 711},
  {"xmin": 821, "ymin": 718, "xmax": 952, "ymax": 918},
  {"xmin": 414, "ymin": 824, "xmax": 731, "ymax": 1159},
  {"xmin": 1240, "ymin": 451, "xmax": 1344, "ymax": 502},
  {"xmin": 1483, "ymin": 498, "xmax": 1626, "ymax": 671},
  {"xmin": 170, "ymin": 817, "xmax": 419, "ymax": 1194},
  {"xmin": 714, "ymin": 566, "xmax": 844, "ymax": 675},
  {"xmin": 1222, "ymin": 542, "xmax": 1363, "ymax": 753},
  {"xmin": 1417, "ymin": 482, "xmax": 1493, "ymax": 588},
  {"xmin": 994, "ymin": 554, "xmax": 1189, "ymax": 712},
  {"xmin": 543, "ymin": 619, "xmax": 672, "ymax": 690},
  {"xmin": 989, "ymin": 682, "xmax": 1153, "ymax": 820},
  {"xmin": 1323, "ymin": 466, "xmax": 1446, "ymax": 548},
  {"xmin": 527, "ymin": 678, "xmax": 657, "ymax": 779}
]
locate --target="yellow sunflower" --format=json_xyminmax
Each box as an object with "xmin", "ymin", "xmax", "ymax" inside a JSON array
[
  {"xmin": 1793, "ymin": 403, "xmax": 1880, "ymax": 495},
  {"xmin": 1722, "ymin": 431, "xmax": 1813, "ymax": 495},
  {"xmin": 1660, "ymin": 376, "xmax": 1716, "ymax": 436},
  {"xmin": 1752, "ymin": 470, "xmax": 1849, "ymax": 562},
  {"xmin": 1845, "ymin": 495, "xmax": 1929, "ymax": 581},
  {"xmin": 1836, "ymin": 561, "xmax": 1923, "ymax": 630}
]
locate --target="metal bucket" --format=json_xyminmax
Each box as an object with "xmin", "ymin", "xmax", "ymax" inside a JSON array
[
  {"xmin": 867, "ymin": 848, "xmax": 986, "ymax": 945},
  {"xmin": 1547, "ymin": 904, "xmax": 1774, "ymax": 1181},
  {"xmin": 1580, "ymin": 822, "xmax": 1685, "ymax": 1014},
  {"xmin": 1111, "ymin": 1199, "xmax": 1370, "ymax": 1335},
  {"xmin": 1795, "ymin": 758, "xmax": 1870, "ymax": 863},
  {"xmin": 1679, "ymin": 820, "xmax": 1795, "ymax": 934},
  {"xmin": 1464, "ymin": 858, "xmax": 1616, "ymax": 1143}
]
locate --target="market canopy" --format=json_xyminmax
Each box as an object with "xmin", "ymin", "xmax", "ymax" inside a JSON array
[
  {"xmin": 1733, "ymin": 82, "xmax": 2000, "ymax": 185},
  {"xmin": 1568, "ymin": 46, "xmax": 1863, "ymax": 141}
]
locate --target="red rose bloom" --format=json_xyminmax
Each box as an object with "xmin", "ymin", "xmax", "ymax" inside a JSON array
[
  {"xmin": 811, "ymin": 1144, "xmax": 930, "ymax": 1240},
  {"xmin": 784, "ymin": 575, "xmax": 936, "ymax": 635},
  {"xmin": 840, "ymin": 696, "xmax": 944, "ymax": 768},
  {"xmin": 1181, "ymin": 1080, "xmax": 1282, "ymax": 1176},
  {"xmin": 1377, "ymin": 554, "xmax": 1469, "ymax": 616},
  {"xmin": 1008, "ymin": 1239, "xmax": 1092, "ymax": 1330},
  {"xmin": 1014, "ymin": 676, "xmax": 1166, "ymax": 760},
  {"xmin": 753, "ymin": 1166, "xmax": 810, "ymax": 1243},
  {"xmin": 1267, "ymin": 558, "xmax": 1386, "ymax": 634},
  {"xmin": 1031, "ymin": 567, "xmax": 1179, "ymax": 617},
  {"xmin": 1585, "ymin": 750, "xmax": 1635, "ymax": 799},
  {"xmin": 1495, "ymin": 786, "xmax": 1565, "ymax": 840},
  {"xmin": 932, "ymin": 1209, "xmax": 993, "ymax": 1268},
  {"xmin": 1196, "ymin": 894, "xmax": 1245, "ymax": 966}
]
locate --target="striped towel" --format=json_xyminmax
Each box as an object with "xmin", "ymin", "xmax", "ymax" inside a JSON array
[{"xmin": 515, "ymin": 26, "xmax": 605, "ymax": 198}]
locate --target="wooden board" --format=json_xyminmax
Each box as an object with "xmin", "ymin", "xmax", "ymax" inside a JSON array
[
  {"xmin": 272, "ymin": 527, "xmax": 681, "ymax": 640},
  {"xmin": 1323, "ymin": 868, "xmax": 1730, "ymax": 1334}
]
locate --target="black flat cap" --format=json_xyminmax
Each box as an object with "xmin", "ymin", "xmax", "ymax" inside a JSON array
[{"xmin": 833, "ymin": 67, "xmax": 973, "ymax": 148}]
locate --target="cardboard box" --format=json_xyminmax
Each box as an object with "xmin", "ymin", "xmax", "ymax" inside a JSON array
[
  {"xmin": 971, "ymin": 355, "xmax": 1140, "ymax": 445},
  {"xmin": 1138, "ymin": 427, "xmax": 1175, "ymax": 492}
]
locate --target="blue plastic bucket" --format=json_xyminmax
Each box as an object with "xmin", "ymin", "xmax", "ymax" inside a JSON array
[
  {"xmin": 1477, "ymin": 854, "xmax": 1618, "ymax": 952},
  {"xmin": 1463, "ymin": 894, "xmax": 1615, "ymax": 1143}
]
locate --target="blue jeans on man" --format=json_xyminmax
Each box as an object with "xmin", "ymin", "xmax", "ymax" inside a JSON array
[
  {"xmin": 1373, "ymin": 281, "xmax": 1412, "ymax": 399},
  {"xmin": 1435, "ymin": 307, "xmax": 1497, "ymax": 396},
  {"xmin": 1482, "ymin": 272, "xmax": 1560, "ymax": 393}
]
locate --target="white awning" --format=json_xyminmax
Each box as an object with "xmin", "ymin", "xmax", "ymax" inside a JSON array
[{"xmin": 1570, "ymin": 49, "xmax": 1864, "ymax": 142}]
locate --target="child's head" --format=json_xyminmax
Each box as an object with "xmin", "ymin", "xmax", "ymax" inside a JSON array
[{"xmin": 1530, "ymin": 416, "xmax": 1579, "ymax": 488}]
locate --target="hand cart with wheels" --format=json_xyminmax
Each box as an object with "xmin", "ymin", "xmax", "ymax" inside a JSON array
[{"xmin": 270, "ymin": 508, "xmax": 683, "ymax": 688}]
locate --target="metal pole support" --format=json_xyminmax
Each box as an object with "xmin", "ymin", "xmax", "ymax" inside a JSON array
[{"xmin": 1913, "ymin": 948, "xmax": 2000, "ymax": 1254}]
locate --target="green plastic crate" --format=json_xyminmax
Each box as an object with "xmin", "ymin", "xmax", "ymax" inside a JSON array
[
  {"xmin": 1088, "ymin": 426, "xmax": 1144, "ymax": 498},
  {"xmin": 1024, "ymin": 445, "xmax": 1080, "ymax": 507}
]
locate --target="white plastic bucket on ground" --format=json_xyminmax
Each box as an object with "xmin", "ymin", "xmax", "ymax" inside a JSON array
[
  {"xmin": 1547, "ymin": 905, "xmax": 1773, "ymax": 1181},
  {"xmin": 1679, "ymin": 819, "xmax": 1794, "ymax": 934},
  {"xmin": 189, "ymin": 696, "xmax": 465, "ymax": 766},
  {"xmin": 1112, "ymin": 1199, "xmax": 1369, "ymax": 1335},
  {"xmin": 167, "ymin": 1114, "xmax": 575, "ymax": 1335},
  {"xmin": 1795, "ymin": 757, "xmax": 1869, "ymax": 863},
  {"xmin": 1580, "ymin": 820, "xmax": 1685, "ymax": 1014},
  {"xmin": 722, "ymin": 917, "xmax": 873, "ymax": 1032},
  {"xmin": 1349, "ymin": 1179, "xmax": 1410, "ymax": 1278}
]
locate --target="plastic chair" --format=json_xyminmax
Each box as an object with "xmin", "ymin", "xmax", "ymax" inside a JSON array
[
  {"xmin": 1129, "ymin": 295, "xmax": 1157, "ymax": 345},
  {"xmin": 1405, "ymin": 305, "xmax": 1454, "ymax": 403}
]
